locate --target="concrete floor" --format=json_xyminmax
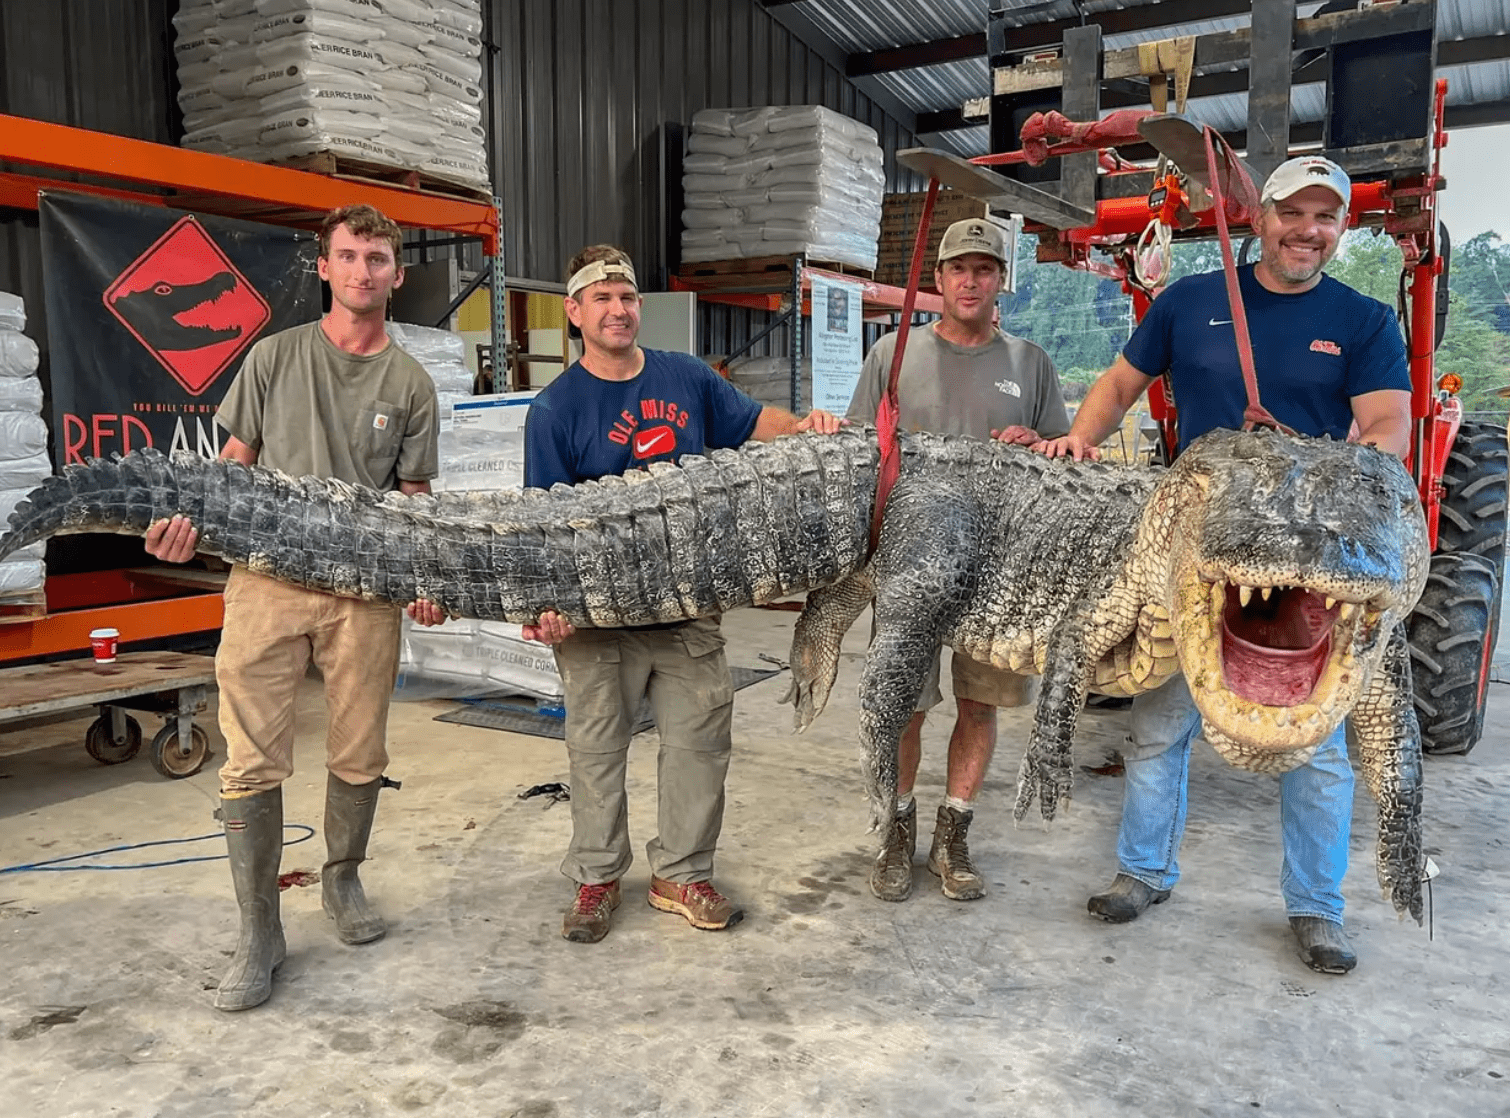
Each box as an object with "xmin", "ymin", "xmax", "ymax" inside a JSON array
[{"xmin": 1, "ymin": 605, "xmax": 1507, "ymax": 1118}]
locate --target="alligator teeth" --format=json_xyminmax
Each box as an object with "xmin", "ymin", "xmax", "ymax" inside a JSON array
[
  {"xmin": 1239, "ymin": 585, "xmax": 1253, "ymax": 608},
  {"xmin": 1337, "ymin": 602, "xmax": 1359, "ymax": 624},
  {"xmin": 1325, "ymin": 596, "xmax": 1336, "ymax": 611},
  {"xmin": 1260, "ymin": 586, "xmax": 1272, "ymax": 601},
  {"xmin": 1210, "ymin": 580, "xmax": 1226, "ymax": 617},
  {"xmin": 1275, "ymin": 708, "xmax": 1291, "ymax": 727}
]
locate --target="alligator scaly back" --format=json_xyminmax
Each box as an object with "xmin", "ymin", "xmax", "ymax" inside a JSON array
[{"xmin": 0, "ymin": 432, "xmax": 882, "ymax": 626}]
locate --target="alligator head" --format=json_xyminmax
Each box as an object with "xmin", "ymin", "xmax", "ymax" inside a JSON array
[
  {"xmin": 1152, "ymin": 428, "xmax": 1429, "ymax": 769},
  {"xmin": 112, "ymin": 271, "xmax": 243, "ymax": 351}
]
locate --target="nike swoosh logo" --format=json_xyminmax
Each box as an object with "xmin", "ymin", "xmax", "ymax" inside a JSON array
[
  {"xmin": 1209, "ymin": 318, "xmax": 1233, "ymax": 326},
  {"xmin": 633, "ymin": 428, "xmax": 674, "ymax": 457}
]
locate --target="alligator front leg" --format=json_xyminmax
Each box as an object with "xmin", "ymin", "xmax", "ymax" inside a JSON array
[
  {"xmin": 856, "ymin": 478, "xmax": 982, "ymax": 831},
  {"xmin": 1348, "ymin": 622, "xmax": 1425, "ymax": 924},
  {"xmin": 1014, "ymin": 609, "xmax": 1093, "ymax": 824},
  {"xmin": 784, "ymin": 567, "xmax": 875, "ymax": 732}
]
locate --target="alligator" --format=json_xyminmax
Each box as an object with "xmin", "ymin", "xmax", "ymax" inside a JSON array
[
  {"xmin": 0, "ymin": 426, "xmax": 1429, "ymax": 920},
  {"xmin": 111, "ymin": 271, "xmax": 243, "ymax": 352}
]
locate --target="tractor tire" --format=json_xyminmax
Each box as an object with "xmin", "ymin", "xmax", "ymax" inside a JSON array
[
  {"xmin": 1412, "ymin": 420, "xmax": 1508, "ymax": 757},
  {"xmin": 1408, "ymin": 553, "xmax": 1499, "ymax": 756}
]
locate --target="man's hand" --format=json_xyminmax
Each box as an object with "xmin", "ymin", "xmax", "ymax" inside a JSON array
[
  {"xmin": 522, "ymin": 610, "xmax": 576, "ymax": 645},
  {"xmin": 406, "ymin": 599, "xmax": 451, "ymax": 627},
  {"xmin": 1032, "ymin": 434, "xmax": 1102, "ymax": 461},
  {"xmin": 144, "ymin": 515, "xmax": 199, "ymax": 564},
  {"xmin": 795, "ymin": 409, "xmax": 847, "ymax": 435},
  {"xmin": 991, "ymin": 425, "xmax": 1040, "ymax": 446}
]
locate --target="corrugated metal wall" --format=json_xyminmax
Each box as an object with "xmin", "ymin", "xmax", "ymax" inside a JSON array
[
  {"xmin": 0, "ymin": 0, "xmax": 178, "ymax": 361},
  {"xmin": 0, "ymin": 0, "xmax": 917, "ymax": 370}
]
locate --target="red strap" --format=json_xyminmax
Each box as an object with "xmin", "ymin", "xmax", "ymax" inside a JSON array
[
  {"xmin": 1202, "ymin": 126, "xmax": 1295, "ymax": 437},
  {"xmin": 869, "ymin": 178, "xmax": 939, "ymax": 553}
]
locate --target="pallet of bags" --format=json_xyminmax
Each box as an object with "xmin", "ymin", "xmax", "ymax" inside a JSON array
[
  {"xmin": 174, "ymin": 0, "xmax": 490, "ymax": 196},
  {"xmin": 0, "ymin": 292, "xmax": 52, "ymax": 611},
  {"xmin": 680, "ymin": 105, "xmax": 885, "ymax": 273},
  {"xmin": 385, "ymin": 321, "xmax": 562, "ymax": 702}
]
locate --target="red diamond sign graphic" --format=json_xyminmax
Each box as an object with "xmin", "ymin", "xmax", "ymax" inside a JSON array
[{"xmin": 103, "ymin": 216, "xmax": 272, "ymax": 397}]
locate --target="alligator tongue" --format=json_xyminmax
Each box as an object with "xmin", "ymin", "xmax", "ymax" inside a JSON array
[{"xmin": 1220, "ymin": 588, "xmax": 1335, "ymax": 707}]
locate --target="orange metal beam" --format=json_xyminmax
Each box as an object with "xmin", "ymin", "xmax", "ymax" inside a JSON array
[
  {"xmin": 0, "ymin": 593, "xmax": 224, "ymax": 661},
  {"xmin": 0, "ymin": 114, "xmax": 498, "ymax": 253}
]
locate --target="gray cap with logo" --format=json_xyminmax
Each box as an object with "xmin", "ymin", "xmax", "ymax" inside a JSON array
[{"xmin": 937, "ymin": 218, "xmax": 1009, "ymax": 266}]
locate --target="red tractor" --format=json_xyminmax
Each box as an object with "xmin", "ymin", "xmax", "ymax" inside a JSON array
[{"xmin": 896, "ymin": 1, "xmax": 1506, "ymax": 756}]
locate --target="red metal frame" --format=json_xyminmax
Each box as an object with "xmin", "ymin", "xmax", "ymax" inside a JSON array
[{"xmin": 0, "ymin": 114, "xmax": 501, "ymax": 661}]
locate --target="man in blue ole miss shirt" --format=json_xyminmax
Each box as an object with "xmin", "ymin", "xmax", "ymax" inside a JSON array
[
  {"xmin": 1035, "ymin": 156, "xmax": 1412, "ymax": 975},
  {"xmin": 523, "ymin": 244, "xmax": 844, "ymax": 944}
]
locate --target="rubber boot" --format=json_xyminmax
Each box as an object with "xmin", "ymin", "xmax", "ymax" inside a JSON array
[
  {"xmin": 321, "ymin": 773, "xmax": 386, "ymax": 945},
  {"xmin": 215, "ymin": 788, "xmax": 287, "ymax": 1012}
]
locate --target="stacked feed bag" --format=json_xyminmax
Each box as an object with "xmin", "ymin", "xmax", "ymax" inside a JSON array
[
  {"xmin": 387, "ymin": 320, "xmax": 474, "ymax": 419},
  {"xmin": 725, "ymin": 356, "xmax": 812, "ymax": 413},
  {"xmin": 174, "ymin": 0, "xmax": 489, "ymax": 193},
  {"xmin": 681, "ymin": 106, "xmax": 885, "ymax": 272},
  {"xmin": 0, "ymin": 293, "xmax": 52, "ymax": 597}
]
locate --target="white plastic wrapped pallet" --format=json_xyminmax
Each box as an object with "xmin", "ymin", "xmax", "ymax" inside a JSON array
[
  {"xmin": 385, "ymin": 322, "xmax": 562, "ymax": 701},
  {"xmin": 680, "ymin": 106, "xmax": 885, "ymax": 270},
  {"xmin": 174, "ymin": 0, "xmax": 490, "ymax": 192},
  {"xmin": 0, "ymin": 291, "xmax": 51, "ymax": 597}
]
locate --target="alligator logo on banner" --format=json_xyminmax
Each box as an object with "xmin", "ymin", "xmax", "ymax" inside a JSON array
[
  {"xmin": 102, "ymin": 216, "xmax": 271, "ymax": 396},
  {"xmin": 40, "ymin": 192, "xmax": 320, "ymax": 469}
]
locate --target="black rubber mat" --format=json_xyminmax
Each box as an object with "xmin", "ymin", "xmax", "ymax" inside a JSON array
[{"xmin": 433, "ymin": 666, "xmax": 782, "ymax": 740}]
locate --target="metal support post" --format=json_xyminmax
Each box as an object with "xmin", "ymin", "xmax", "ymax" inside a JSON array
[
  {"xmin": 1060, "ymin": 25, "xmax": 1102, "ymax": 215},
  {"xmin": 1248, "ymin": 0, "xmax": 1297, "ymax": 186},
  {"xmin": 490, "ymin": 194, "xmax": 508, "ymax": 389},
  {"xmin": 790, "ymin": 256, "xmax": 805, "ymax": 415}
]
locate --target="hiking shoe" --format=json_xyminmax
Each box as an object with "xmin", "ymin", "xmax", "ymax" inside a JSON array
[
  {"xmin": 926, "ymin": 804, "xmax": 985, "ymax": 901},
  {"xmin": 1290, "ymin": 916, "xmax": 1357, "ymax": 974},
  {"xmin": 648, "ymin": 876, "xmax": 744, "ymax": 930},
  {"xmin": 562, "ymin": 881, "xmax": 621, "ymax": 943},
  {"xmin": 1087, "ymin": 873, "xmax": 1171, "ymax": 923},
  {"xmin": 869, "ymin": 800, "xmax": 918, "ymax": 902}
]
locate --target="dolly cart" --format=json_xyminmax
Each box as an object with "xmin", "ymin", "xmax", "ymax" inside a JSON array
[{"xmin": 0, "ymin": 651, "xmax": 216, "ymax": 779}]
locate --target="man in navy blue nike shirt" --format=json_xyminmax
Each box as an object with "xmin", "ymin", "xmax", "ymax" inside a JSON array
[
  {"xmin": 523, "ymin": 244, "xmax": 843, "ymax": 944},
  {"xmin": 1035, "ymin": 156, "xmax": 1411, "ymax": 975}
]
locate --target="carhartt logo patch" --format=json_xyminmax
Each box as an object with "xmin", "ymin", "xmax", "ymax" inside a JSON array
[
  {"xmin": 373, "ymin": 414, "xmax": 390, "ymax": 430},
  {"xmin": 1309, "ymin": 339, "xmax": 1342, "ymax": 356}
]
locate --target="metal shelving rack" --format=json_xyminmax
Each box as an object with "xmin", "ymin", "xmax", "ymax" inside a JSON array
[{"xmin": 0, "ymin": 113, "xmax": 503, "ymax": 660}]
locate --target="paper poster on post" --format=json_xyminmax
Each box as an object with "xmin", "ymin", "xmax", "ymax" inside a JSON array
[{"xmin": 810, "ymin": 274, "xmax": 864, "ymax": 413}]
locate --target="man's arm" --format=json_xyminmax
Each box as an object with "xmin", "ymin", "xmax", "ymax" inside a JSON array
[
  {"xmin": 142, "ymin": 435, "xmax": 260, "ymax": 562},
  {"xmin": 749, "ymin": 406, "xmax": 845, "ymax": 441},
  {"xmin": 1350, "ymin": 388, "xmax": 1411, "ymax": 459},
  {"xmin": 1034, "ymin": 356, "xmax": 1156, "ymax": 461}
]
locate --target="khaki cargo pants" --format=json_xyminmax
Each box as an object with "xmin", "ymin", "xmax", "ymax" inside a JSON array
[
  {"xmin": 216, "ymin": 566, "xmax": 402, "ymax": 794},
  {"xmin": 553, "ymin": 616, "xmax": 735, "ymax": 886}
]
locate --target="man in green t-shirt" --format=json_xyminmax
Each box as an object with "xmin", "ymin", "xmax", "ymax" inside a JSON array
[
  {"xmin": 145, "ymin": 204, "xmax": 443, "ymax": 1012},
  {"xmin": 847, "ymin": 218, "xmax": 1071, "ymax": 904}
]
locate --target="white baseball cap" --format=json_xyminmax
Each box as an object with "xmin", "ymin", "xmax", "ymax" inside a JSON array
[
  {"xmin": 937, "ymin": 218, "xmax": 1008, "ymax": 266},
  {"xmin": 1260, "ymin": 156, "xmax": 1352, "ymax": 208}
]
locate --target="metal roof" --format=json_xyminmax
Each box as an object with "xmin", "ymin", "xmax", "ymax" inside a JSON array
[{"xmin": 766, "ymin": 0, "xmax": 1510, "ymax": 153}]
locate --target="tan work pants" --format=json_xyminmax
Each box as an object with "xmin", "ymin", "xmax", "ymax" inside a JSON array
[
  {"xmin": 216, "ymin": 566, "xmax": 402, "ymax": 794},
  {"xmin": 553, "ymin": 617, "xmax": 735, "ymax": 885}
]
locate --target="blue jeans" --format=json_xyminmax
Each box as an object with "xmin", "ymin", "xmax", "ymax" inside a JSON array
[{"xmin": 1115, "ymin": 676, "xmax": 1353, "ymax": 923}]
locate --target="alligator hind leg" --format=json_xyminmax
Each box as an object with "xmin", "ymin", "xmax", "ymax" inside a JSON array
[
  {"xmin": 785, "ymin": 567, "xmax": 876, "ymax": 732},
  {"xmin": 857, "ymin": 479, "xmax": 982, "ymax": 831}
]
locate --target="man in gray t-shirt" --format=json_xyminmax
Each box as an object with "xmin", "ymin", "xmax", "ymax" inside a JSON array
[{"xmin": 847, "ymin": 218, "xmax": 1071, "ymax": 906}]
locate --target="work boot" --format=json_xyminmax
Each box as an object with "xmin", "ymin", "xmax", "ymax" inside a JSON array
[
  {"xmin": 1290, "ymin": 916, "xmax": 1357, "ymax": 975},
  {"xmin": 869, "ymin": 799, "xmax": 918, "ymax": 902},
  {"xmin": 1087, "ymin": 873, "xmax": 1172, "ymax": 923},
  {"xmin": 648, "ymin": 876, "xmax": 744, "ymax": 930},
  {"xmin": 927, "ymin": 804, "xmax": 985, "ymax": 901},
  {"xmin": 215, "ymin": 788, "xmax": 287, "ymax": 1012},
  {"xmin": 321, "ymin": 774, "xmax": 386, "ymax": 946},
  {"xmin": 562, "ymin": 881, "xmax": 622, "ymax": 944}
]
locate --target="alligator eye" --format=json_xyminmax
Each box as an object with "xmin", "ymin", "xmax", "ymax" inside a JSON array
[{"xmin": 153, "ymin": 283, "xmax": 173, "ymax": 296}]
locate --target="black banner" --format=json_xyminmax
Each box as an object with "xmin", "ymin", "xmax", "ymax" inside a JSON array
[{"xmin": 40, "ymin": 192, "xmax": 320, "ymax": 469}]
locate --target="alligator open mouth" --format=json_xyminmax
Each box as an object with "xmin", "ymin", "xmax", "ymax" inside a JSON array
[{"xmin": 1178, "ymin": 568, "xmax": 1383, "ymax": 749}]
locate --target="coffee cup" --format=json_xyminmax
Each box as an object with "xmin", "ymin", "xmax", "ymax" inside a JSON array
[{"xmin": 89, "ymin": 627, "xmax": 120, "ymax": 664}]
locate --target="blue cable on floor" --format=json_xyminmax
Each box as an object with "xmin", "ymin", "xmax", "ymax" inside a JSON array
[{"xmin": 0, "ymin": 825, "xmax": 315, "ymax": 874}]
